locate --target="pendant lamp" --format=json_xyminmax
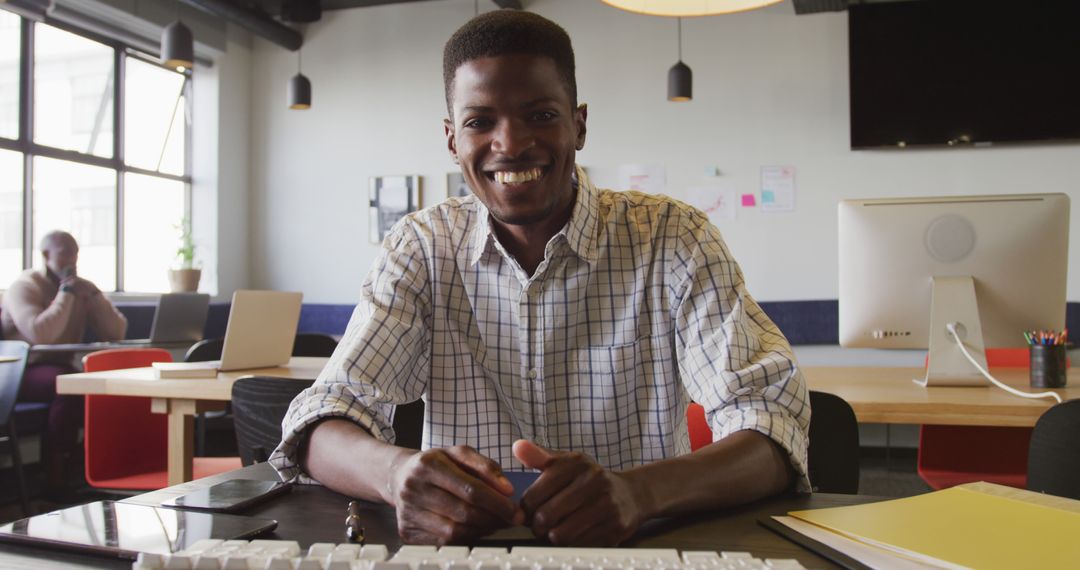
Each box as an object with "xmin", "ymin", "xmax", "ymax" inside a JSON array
[
  {"xmin": 668, "ymin": 18, "xmax": 691, "ymax": 102},
  {"xmin": 601, "ymin": 0, "xmax": 782, "ymax": 17},
  {"xmin": 160, "ymin": 19, "xmax": 194, "ymax": 71},
  {"xmin": 289, "ymin": 50, "xmax": 311, "ymax": 110}
]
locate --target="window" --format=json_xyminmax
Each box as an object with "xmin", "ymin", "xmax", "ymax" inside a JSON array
[{"xmin": 0, "ymin": 10, "xmax": 190, "ymax": 293}]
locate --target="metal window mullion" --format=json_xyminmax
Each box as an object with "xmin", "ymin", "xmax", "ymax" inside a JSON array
[
  {"xmin": 114, "ymin": 48, "xmax": 124, "ymax": 291},
  {"xmin": 183, "ymin": 75, "xmax": 192, "ymax": 224},
  {"xmin": 20, "ymin": 17, "xmax": 33, "ymax": 270}
]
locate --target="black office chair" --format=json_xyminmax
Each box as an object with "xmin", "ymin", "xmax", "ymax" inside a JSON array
[
  {"xmin": 232, "ymin": 377, "xmax": 315, "ymax": 465},
  {"xmin": 807, "ymin": 390, "xmax": 861, "ymax": 494},
  {"xmin": 0, "ymin": 340, "xmax": 44, "ymax": 514},
  {"xmin": 292, "ymin": 333, "xmax": 339, "ymax": 357},
  {"xmin": 185, "ymin": 333, "xmax": 339, "ymax": 363},
  {"xmin": 185, "ymin": 337, "xmax": 224, "ymax": 363},
  {"xmin": 231, "ymin": 376, "xmax": 425, "ymax": 466},
  {"xmin": 1027, "ymin": 399, "xmax": 1080, "ymax": 500}
]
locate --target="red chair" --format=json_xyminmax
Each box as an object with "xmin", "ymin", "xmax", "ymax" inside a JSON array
[
  {"xmin": 917, "ymin": 348, "xmax": 1048, "ymax": 490},
  {"xmin": 83, "ymin": 349, "xmax": 241, "ymax": 490},
  {"xmin": 688, "ymin": 402, "xmax": 712, "ymax": 451}
]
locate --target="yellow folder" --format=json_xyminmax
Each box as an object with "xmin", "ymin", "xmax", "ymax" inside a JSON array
[{"xmin": 789, "ymin": 483, "xmax": 1080, "ymax": 569}]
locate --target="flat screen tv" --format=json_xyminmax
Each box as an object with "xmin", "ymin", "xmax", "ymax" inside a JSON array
[{"xmin": 848, "ymin": 0, "xmax": 1080, "ymax": 149}]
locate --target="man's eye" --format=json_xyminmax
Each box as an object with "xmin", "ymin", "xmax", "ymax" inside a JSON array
[
  {"xmin": 464, "ymin": 118, "xmax": 492, "ymax": 129},
  {"xmin": 531, "ymin": 111, "xmax": 557, "ymax": 121}
]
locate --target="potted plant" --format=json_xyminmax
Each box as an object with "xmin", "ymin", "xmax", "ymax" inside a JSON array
[{"xmin": 168, "ymin": 218, "xmax": 201, "ymax": 292}]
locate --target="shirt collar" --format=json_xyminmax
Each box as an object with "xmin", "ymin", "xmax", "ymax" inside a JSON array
[{"xmin": 468, "ymin": 165, "xmax": 599, "ymax": 267}]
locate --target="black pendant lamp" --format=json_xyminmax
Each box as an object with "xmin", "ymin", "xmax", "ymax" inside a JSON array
[
  {"xmin": 160, "ymin": 15, "xmax": 194, "ymax": 71},
  {"xmin": 668, "ymin": 18, "xmax": 692, "ymax": 102},
  {"xmin": 289, "ymin": 50, "xmax": 311, "ymax": 110}
]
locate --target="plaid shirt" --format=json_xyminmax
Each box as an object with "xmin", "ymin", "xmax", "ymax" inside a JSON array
[{"xmin": 272, "ymin": 166, "xmax": 810, "ymax": 491}]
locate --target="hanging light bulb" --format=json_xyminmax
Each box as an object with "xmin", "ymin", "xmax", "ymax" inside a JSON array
[
  {"xmin": 602, "ymin": 0, "xmax": 781, "ymax": 17},
  {"xmin": 668, "ymin": 18, "xmax": 692, "ymax": 102},
  {"xmin": 160, "ymin": 2, "xmax": 194, "ymax": 72},
  {"xmin": 289, "ymin": 49, "xmax": 311, "ymax": 110}
]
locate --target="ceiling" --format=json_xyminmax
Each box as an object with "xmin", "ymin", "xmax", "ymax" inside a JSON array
[{"xmin": 247, "ymin": 0, "xmax": 522, "ymax": 18}]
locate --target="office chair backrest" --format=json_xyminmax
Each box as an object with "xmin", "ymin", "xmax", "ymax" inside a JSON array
[
  {"xmin": 82, "ymin": 348, "xmax": 174, "ymax": 373},
  {"xmin": 82, "ymin": 348, "xmax": 174, "ymax": 480},
  {"xmin": 0, "ymin": 341, "xmax": 30, "ymax": 426},
  {"xmin": 185, "ymin": 338, "xmax": 225, "ymax": 362},
  {"xmin": 232, "ymin": 376, "xmax": 315, "ymax": 466},
  {"xmin": 807, "ymin": 390, "xmax": 860, "ymax": 494},
  {"xmin": 1027, "ymin": 399, "xmax": 1080, "ymax": 500},
  {"xmin": 188, "ymin": 334, "xmax": 340, "ymax": 363},
  {"xmin": 291, "ymin": 333, "xmax": 339, "ymax": 357}
]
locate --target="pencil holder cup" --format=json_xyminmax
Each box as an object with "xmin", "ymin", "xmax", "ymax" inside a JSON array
[{"xmin": 1029, "ymin": 344, "xmax": 1067, "ymax": 389}]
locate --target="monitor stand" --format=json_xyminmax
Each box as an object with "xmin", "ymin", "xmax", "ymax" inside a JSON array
[{"xmin": 915, "ymin": 275, "xmax": 990, "ymax": 387}]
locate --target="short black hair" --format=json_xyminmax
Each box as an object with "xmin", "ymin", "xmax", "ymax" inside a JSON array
[{"xmin": 443, "ymin": 10, "xmax": 577, "ymax": 117}]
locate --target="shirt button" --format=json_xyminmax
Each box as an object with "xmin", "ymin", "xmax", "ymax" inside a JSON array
[{"xmin": 527, "ymin": 369, "xmax": 539, "ymax": 379}]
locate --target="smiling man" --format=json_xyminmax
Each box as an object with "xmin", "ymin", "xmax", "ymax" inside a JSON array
[{"xmin": 273, "ymin": 10, "xmax": 809, "ymax": 546}]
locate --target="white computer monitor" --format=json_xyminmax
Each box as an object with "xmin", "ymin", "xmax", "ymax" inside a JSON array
[{"xmin": 838, "ymin": 193, "xmax": 1070, "ymax": 386}]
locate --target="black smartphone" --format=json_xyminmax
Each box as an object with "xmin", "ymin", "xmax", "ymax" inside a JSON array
[{"xmin": 161, "ymin": 479, "xmax": 292, "ymax": 513}]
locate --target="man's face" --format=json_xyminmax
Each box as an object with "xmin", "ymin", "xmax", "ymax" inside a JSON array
[
  {"xmin": 42, "ymin": 237, "xmax": 78, "ymax": 278},
  {"xmin": 445, "ymin": 54, "xmax": 586, "ymax": 228}
]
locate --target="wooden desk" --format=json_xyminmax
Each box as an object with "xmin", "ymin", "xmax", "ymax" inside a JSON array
[
  {"xmin": 0, "ymin": 462, "xmax": 887, "ymax": 569},
  {"xmin": 804, "ymin": 366, "xmax": 1077, "ymax": 427},
  {"xmin": 56, "ymin": 357, "xmax": 328, "ymax": 485}
]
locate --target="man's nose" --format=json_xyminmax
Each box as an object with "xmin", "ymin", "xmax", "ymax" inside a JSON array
[{"xmin": 491, "ymin": 119, "xmax": 535, "ymax": 158}]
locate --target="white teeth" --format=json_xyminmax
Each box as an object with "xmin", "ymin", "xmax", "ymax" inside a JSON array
[{"xmin": 494, "ymin": 168, "xmax": 542, "ymax": 184}]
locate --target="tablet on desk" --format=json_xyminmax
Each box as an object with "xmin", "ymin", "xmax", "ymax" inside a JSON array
[
  {"xmin": 161, "ymin": 479, "xmax": 292, "ymax": 512},
  {"xmin": 0, "ymin": 501, "xmax": 277, "ymax": 559}
]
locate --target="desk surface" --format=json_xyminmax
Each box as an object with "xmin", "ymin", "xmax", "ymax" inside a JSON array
[
  {"xmin": 57, "ymin": 360, "xmax": 1076, "ymax": 427},
  {"xmin": 56, "ymin": 356, "xmax": 327, "ymax": 399},
  {"xmin": 803, "ymin": 366, "xmax": 1077, "ymax": 427},
  {"xmin": 0, "ymin": 462, "xmax": 885, "ymax": 569}
]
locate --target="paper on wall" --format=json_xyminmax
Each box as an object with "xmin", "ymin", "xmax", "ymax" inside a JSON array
[
  {"xmin": 684, "ymin": 184, "xmax": 737, "ymax": 222},
  {"xmin": 760, "ymin": 165, "xmax": 796, "ymax": 212},
  {"xmin": 618, "ymin": 164, "xmax": 666, "ymax": 195}
]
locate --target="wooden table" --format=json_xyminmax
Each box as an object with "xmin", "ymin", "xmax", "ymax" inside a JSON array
[
  {"xmin": 56, "ymin": 357, "xmax": 328, "ymax": 485},
  {"xmin": 803, "ymin": 366, "xmax": 1078, "ymax": 427},
  {"xmin": 56, "ymin": 360, "xmax": 1074, "ymax": 484},
  {"xmin": 0, "ymin": 462, "xmax": 887, "ymax": 569}
]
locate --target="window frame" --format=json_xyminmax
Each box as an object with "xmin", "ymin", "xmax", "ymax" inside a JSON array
[{"xmin": 0, "ymin": 11, "xmax": 192, "ymax": 293}]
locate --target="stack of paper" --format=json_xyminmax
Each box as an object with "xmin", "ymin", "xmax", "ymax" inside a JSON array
[{"xmin": 775, "ymin": 482, "xmax": 1080, "ymax": 569}]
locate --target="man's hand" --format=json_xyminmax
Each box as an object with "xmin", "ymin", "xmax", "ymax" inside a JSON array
[
  {"xmin": 61, "ymin": 277, "xmax": 100, "ymax": 300},
  {"xmin": 513, "ymin": 440, "xmax": 646, "ymax": 546},
  {"xmin": 390, "ymin": 445, "xmax": 524, "ymax": 545}
]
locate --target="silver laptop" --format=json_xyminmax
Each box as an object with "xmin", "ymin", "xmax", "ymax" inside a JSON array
[
  {"xmin": 119, "ymin": 293, "xmax": 211, "ymax": 344},
  {"xmin": 216, "ymin": 290, "xmax": 303, "ymax": 371}
]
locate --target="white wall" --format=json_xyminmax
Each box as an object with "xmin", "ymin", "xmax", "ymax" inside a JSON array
[
  {"xmin": 249, "ymin": 0, "xmax": 1080, "ymax": 304},
  {"xmin": 192, "ymin": 24, "xmax": 253, "ymax": 299}
]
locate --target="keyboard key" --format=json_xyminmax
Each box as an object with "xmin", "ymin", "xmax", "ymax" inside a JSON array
[{"xmin": 359, "ymin": 545, "xmax": 389, "ymax": 561}]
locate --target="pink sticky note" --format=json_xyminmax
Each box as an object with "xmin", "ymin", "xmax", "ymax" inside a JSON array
[{"xmin": 741, "ymin": 194, "xmax": 757, "ymax": 207}]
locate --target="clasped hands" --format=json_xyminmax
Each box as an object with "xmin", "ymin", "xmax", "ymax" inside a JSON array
[{"xmin": 389, "ymin": 439, "xmax": 646, "ymax": 546}]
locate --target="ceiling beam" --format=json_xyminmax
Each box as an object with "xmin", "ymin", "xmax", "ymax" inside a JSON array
[{"xmin": 179, "ymin": 0, "xmax": 303, "ymax": 50}]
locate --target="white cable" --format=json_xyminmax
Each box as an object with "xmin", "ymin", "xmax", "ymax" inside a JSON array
[{"xmin": 946, "ymin": 323, "xmax": 1063, "ymax": 404}]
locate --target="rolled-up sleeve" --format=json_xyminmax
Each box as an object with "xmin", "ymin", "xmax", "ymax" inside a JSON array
[
  {"xmin": 674, "ymin": 212, "xmax": 811, "ymax": 492},
  {"xmin": 271, "ymin": 223, "xmax": 432, "ymax": 483}
]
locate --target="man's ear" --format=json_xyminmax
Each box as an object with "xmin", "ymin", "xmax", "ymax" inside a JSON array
[
  {"xmin": 444, "ymin": 118, "xmax": 459, "ymax": 164},
  {"xmin": 574, "ymin": 103, "xmax": 588, "ymax": 151}
]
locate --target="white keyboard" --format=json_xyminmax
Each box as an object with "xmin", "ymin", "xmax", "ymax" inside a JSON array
[{"xmin": 131, "ymin": 540, "xmax": 808, "ymax": 570}]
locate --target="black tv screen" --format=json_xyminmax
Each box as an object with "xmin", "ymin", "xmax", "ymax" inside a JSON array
[{"xmin": 849, "ymin": 0, "xmax": 1080, "ymax": 149}]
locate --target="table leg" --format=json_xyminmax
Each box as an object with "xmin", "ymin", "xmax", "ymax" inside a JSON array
[{"xmin": 153, "ymin": 398, "xmax": 196, "ymax": 486}]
